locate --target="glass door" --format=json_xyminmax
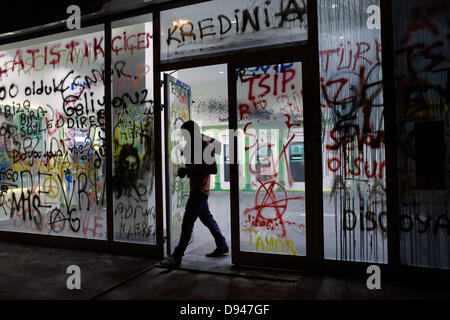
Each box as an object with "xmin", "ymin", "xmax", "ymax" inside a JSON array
[
  {"xmin": 163, "ymin": 73, "xmax": 192, "ymax": 255},
  {"xmin": 231, "ymin": 61, "xmax": 309, "ymax": 267}
]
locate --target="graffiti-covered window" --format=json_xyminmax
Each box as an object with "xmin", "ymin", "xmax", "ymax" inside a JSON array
[
  {"xmin": 161, "ymin": 0, "xmax": 308, "ymax": 62},
  {"xmin": 111, "ymin": 15, "xmax": 156, "ymax": 244},
  {"xmin": 165, "ymin": 74, "xmax": 191, "ymax": 251},
  {"xmin": 318, "ymin": 0, "xmax": 387, "ymax": 262},
  {"xmin": 237, "ymin": 62, "xmax": 306, "ymax": 256},
  {"xmin": 393, "ymin": 0, "xmax": 450, "ymax": 269},
  {"xmin": 0, "ymin": 25, "xmax": 107, "ymax": 239}
]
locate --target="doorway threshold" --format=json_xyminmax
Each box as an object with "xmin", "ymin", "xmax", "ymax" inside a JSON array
[{"xmin": 159, "ymin": 253, "xmax": 303, "ymax": 284}]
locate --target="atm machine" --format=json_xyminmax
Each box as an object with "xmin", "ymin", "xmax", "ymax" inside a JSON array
[
  {"xmin": 220, "ymin": 130, "xmax": 244, "ymax": 190},
  {"xmin": 255, "ymin": 144, "xmax": 273, "ymax": 183},
  {"xmin": 289, "ymin": 141, "xmax": 305, "ymax": 182},
  {"xmin": 287, "ymin": 128, "xmax": 305, "ymax": 191}
]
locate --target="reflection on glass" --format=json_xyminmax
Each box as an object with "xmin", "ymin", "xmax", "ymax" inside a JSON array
[{"xmin": 392, "ymin": 0, "xmax": 450, "ymax": 269}]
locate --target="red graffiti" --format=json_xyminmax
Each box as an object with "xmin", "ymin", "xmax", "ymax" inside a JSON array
[
  {"xmin": 403, "ymin": 18, "xmax": 440, "ymax": 44},
  {"xmin": 243, "ymin": 178, "xmax": 304, "ymax": 238},
  {"xmin": 327, "ymin": 156, "xmax": 385, "ymax": 179},
  {"xmin": 111, "ymin": 32, "xmax": 152, "ymax": 56},
  {"xmin": 284, "ymin": 114, "xmax": 302, "ymax": 129},
  {"xmin": 319, "ymin": 39, "xmax": 381, "ymax": 74},
  {"xmin": 80, "ymin": 211, "xmax": 104, "ymax": 238},
  {"xmin": 238, "ymin": 68, "xmax": 298, "ymax": 120},
  {"xmin": 246, "ymin": 131, "xmax": 296, "ymax": 186},
  {"xmin": 320, "ymin": 76, "xmax": 352, "ymax": 108},
  {"xmin": 0, "ymin": 32, "xmax": 153, "ymax": 79},
  {"xmin": 396, "ymin": 15, "xmax": 449, "ymax": 76},
  {"xmin": 243, "ymin": 122, "xmax": 257, "ymax": 151},
  {"xmin": 326, "ymin": 125, "xmax": 385, "ymax": 153},
  {"xmin": 114, "ymin": 64, "xmax": 151, "ymax": 91}
]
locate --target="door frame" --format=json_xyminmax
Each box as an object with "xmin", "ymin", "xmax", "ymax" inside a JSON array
[
  {"xmin": 160, "ymin": 64, "xmax": 232, "ymax": 258},
  {"xmin": 227, "ymin": 44, "xmax": 323, "ymax": 270}
]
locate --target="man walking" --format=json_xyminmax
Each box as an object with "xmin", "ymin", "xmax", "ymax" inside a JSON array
[{"xmin": 161, "ymin": 120, "xmax": 229, "ymax": 267}]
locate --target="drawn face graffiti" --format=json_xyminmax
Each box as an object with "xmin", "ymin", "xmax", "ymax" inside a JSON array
[{"xmin": 115, "ymin": 144, "xmax": 141, "ymax": 193}]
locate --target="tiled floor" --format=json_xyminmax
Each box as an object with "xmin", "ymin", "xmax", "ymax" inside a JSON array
[
  {"xmin": 0, "ymin": 242, "xmax": 157, "ymax": 300},
  {"xmin": 0, "ymin": 241, "xmax": 448, "ymax": 300}
]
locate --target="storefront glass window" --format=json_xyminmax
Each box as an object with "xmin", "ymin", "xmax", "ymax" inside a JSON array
[
  {"xmin": 318, "ymin": 0, "xmax": 387, "ymax": 262},
  {"xmin": 111, "ymin": 15, "xmax": 156, "ymax": 244},
  {"xmin": 392, "ymin": 0, "xmax": 450, "ymax": 269},
  {"xmin": 0, "ymin": 25, "xmax": 107, "ymax": 239}
]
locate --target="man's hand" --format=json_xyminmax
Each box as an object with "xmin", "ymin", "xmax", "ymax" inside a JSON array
[{"xmin": 177, "ymin": 167, "xmax": 188, "ymax": 178}]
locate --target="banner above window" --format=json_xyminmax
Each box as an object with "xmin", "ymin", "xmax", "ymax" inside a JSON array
[{"xmin": 160, "ymin": 0, "xmax": 308, "ymax": 62}]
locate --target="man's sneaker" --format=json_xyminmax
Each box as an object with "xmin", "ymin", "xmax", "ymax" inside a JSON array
[
  {"xmin": 205, "ymin": 247, "xmax": 229, "ymax": 257},
  {"xmin": 160, "ymin": 255, "xmax": 181, "ymax": 267}
]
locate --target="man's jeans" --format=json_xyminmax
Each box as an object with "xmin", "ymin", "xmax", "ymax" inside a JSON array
[{"xmin": 173, "ymin": 192, "xmax": 228, "ymax": 260}]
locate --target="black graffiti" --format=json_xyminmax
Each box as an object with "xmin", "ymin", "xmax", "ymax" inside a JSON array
[
  {"xmin": 13, "ymin": 150, "xmax": 42, "ymax": 164},
  {"xmin": 166, "ymin": 0, "xmax": 307, "ymax": 46},
  {"xmin": 10, "ymin": 192, "xmax": 47, "ymax": 228},
  {"xmin": 3, "ymin": 167, "xmax": 104, "ymax": 234},
  {"xmin": 112, "ymin": 89, "xmax": 153, "ymax": 110},
  {"xmin": 322, "ymin": 63, "xmax": 384, "ymax": 130},
  {"xmin": 0, "ymin": 168, "xmax": 17, "ymax": 181},
  {"xmin": 0, "ymin": 83, "xmax": 19, "ymax": 100},
  {"xmin": 54, "ymin": 69, "xmax": 105, "ymax": 118},
  {"xmin": 15, "ymin": 113, "xmax": 104, "ymax": 141},
  {"xmin": 113, "ymin": 144, "xmax": 141, "ymax": 198},
  {"xmin": 0, "ymin": 100, "xmax": 39, "ymax": 119},
  {"xmin": 274, "ymin": 0, "xmax": 307, "ymax": 28},
  {"xmin": 24, "ymin": 80, "xmax": 64, "ymax": 97},
  {"xmin": 48, "ymin": 174, "xmax": 81, "ymax": 233},
  {"xmin": 0, "ymin": 123, "xmax": 19, "ymax": 145},
  {"xmin": 115, "ymin": 202, "xmax": 155, "ymax": 240},
  {"xmin": 56, "ymin": 110, "xmax": 104, "ymax": 132},
  {"xmin": 17, "ymin": 109, "xmax": 47, "ymax": 135},
  {"xmin": 48, "ymin": 60, "xmax": 153, "ymax": 118},
  {"xmin": 114, "ymin": 121, "xmax": 151, "ymax": 147},
  {"xmin": 10, "ymin": 132, "xmax": 104, "ymax": 170},
  {"xmin": 9, "ymin": 171, "xmax": 51, "ymax": 228},
  {"xmin": 48, "ymin": 207, "xmax": 80, "ymax": 233},
  {"xmin": 343, "ymin": 209, "xmax": 387, "ymax": 232},
  {"xmin": 400, "ymin": 214, "xmax": 449, "ymax": 235},
  {"xmin": 68, "ymin": 137, "xmax": 103, "ymax": 167},
  {"xmin": 57, "ymin": 61, "xmax": 149, "ymax": 110},
  {"xmin": 113, "ymin": 60, "xmax": 136, "ymax": 79},
  {"xmin": 64, "ymin": 91, "xmax": 103, "ymax": 117}
]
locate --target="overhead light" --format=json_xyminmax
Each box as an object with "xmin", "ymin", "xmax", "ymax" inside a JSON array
[
  {"xmin": 219, "ymin": 71, "xmax": 224, "ymax": 74},
  {"xmin": 173, "ymin": 19, "xmax": 188, "ymax": 27},
  {"xmin": 339, "ymin": 36, "xmax": 344, "ymax": 39},
  {"xmin": 331, "ymin": 4, "xmax": 338, "ymax": 8}
]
